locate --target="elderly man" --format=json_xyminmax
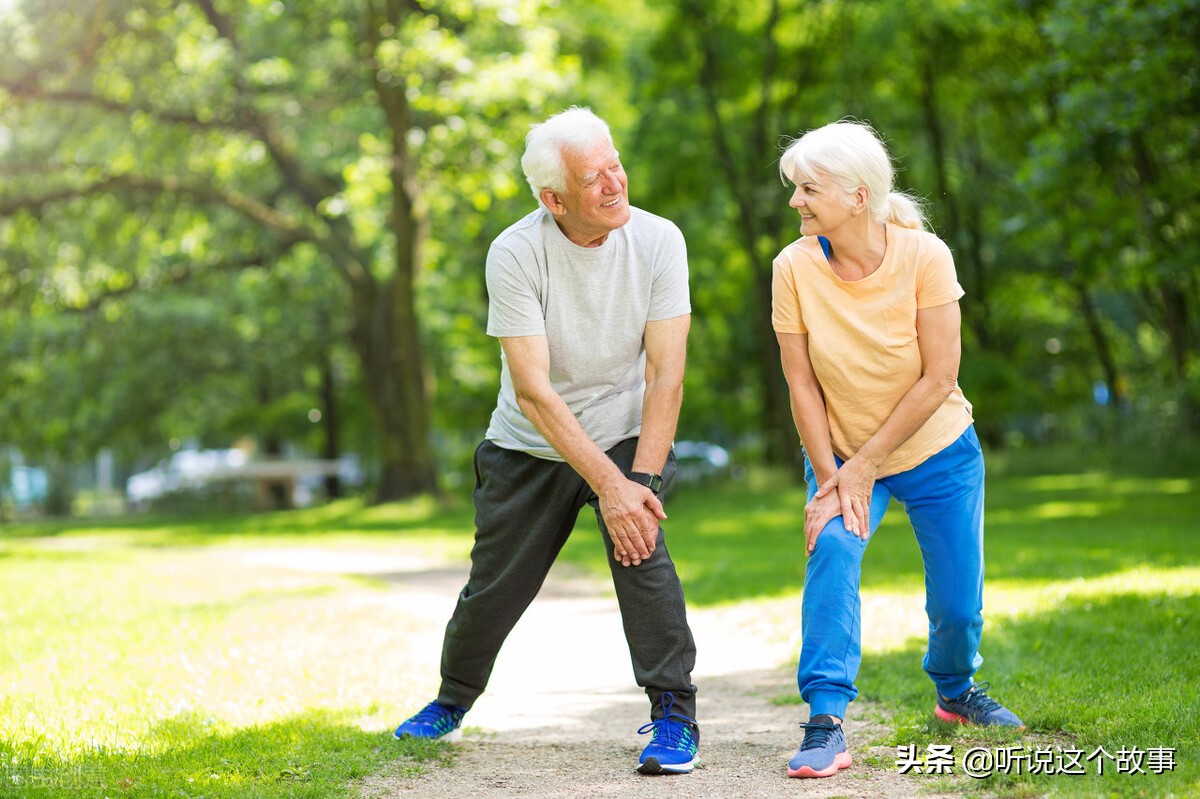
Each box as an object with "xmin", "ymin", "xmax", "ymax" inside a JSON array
[{"xmin": 393, "ymin": 107, "xmax": 700, "ymax": 775}]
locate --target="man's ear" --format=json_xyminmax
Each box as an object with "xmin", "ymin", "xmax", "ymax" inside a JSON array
[{"xmin": 540, "ymin": 188, "xmax": 565, "ymax": 215}]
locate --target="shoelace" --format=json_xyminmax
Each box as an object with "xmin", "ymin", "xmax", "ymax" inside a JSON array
[
  {"xmin": 637, "ymin": 693, "xmax": 698, "ymax": 748},
  {"xmin": 798, "ymin": 717, "xmax": 839, "ymax": 751},
  {"xmin": 952, "ymin": 682, "xmax": 1002, "ymax": 714},
  {"xmin": 412, "ymin": 701, "xmax": 460, "ymax": 727}
]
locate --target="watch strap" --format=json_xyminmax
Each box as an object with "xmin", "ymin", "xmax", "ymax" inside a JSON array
[{"xmin": 628, "ymin": 471, "xmax": 663, "ymax": 495}]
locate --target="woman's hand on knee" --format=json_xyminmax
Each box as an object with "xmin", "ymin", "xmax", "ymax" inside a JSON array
[
  {"xmin": 816, "ymin": 458, "xmax": 876, "ymax": 539},
  {"xmin": 803, "ymin": 491, "xmax": 842, "ymax": 555}
]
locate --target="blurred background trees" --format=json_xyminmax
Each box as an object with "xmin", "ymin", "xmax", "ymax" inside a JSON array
[{"xmin": 1, "ymin": 0, "xmax": 1197, "ymax": 513}]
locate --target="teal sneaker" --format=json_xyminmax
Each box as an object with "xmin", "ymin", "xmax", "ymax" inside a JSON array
[
  {"xmin": 935, "ymin": 682, "xmax": 1024, "ymax": 729},
  {"xmin": 636, "ymin": 692, "xmax": 699, "ymax": 775},
  {"xmin": 787, "ymin": 714, "xmax": 851, "ymax": 778},
  {"xmin": 393, "ymin": 700, "xmax": 467, "ymax": 740}
]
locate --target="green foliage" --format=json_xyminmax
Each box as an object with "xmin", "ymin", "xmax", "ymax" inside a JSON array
[
  {"xmin": 3, "ymin": 0, "xmax": 1199, "ymax": 501},
  {"xmin": 0, "ymin": 0, "xmax": 584, "ymax": 498}
]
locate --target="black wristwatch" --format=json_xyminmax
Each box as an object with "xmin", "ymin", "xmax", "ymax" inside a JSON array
[{"xmin": 628, "ymin": 471, "xmax": 664, "ymax": 495}]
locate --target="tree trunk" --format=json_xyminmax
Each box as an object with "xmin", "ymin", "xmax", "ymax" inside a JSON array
[
  {"xmin": 1158, "ymin": 282, "xmax": 1200, "ymax": 432},
  {"xmin": 689, "ymin": 0, "xmax": 799, "ymax": 470},
  {"xmin": 1073, "ymin": 279, "xmax": 1125, "ymax": 410},
  {"xmin": 917, "ymin": 53, "xmax": 993, "ymax": 352},
  {"xmin": 259, "ymin": 382, "xmax": 292, "ymax": 511},
  {"xmin": 318, "ymin": 327, "xmax": 342, "ymax": 500},
  {"xmin": 349, "ymin": 274, "xmax": 438, "ymax": 503},
  {"xmin": 752, "ymin": 252, "xmax": 801, "ymax": 468}
]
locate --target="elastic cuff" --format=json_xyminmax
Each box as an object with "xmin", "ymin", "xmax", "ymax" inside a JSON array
[
  {"xmin": 935, "ymin": 679, "xmax": 974, "ymax": 701},
  {"xmin": 649, "ymin": 688, "xmax": 697, "ymax": 720},
  {"xmin": 806, "ymin": 690, "xmax": 850, "ymax": 721}
]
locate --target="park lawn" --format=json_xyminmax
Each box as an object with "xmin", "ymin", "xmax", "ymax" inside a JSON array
[
  {"xmin": 557, "ymin": 468, "xmax": 1200, "ymax": 798},
  {"xmin": 2, "ymin": 466, "xmax": 1197, "ymax": 798},
  {"xmin": 0, "ymin": 498, "xmax": 477, "ymax": 799}
]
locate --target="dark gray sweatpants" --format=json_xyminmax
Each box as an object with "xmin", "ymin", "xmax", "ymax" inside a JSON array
[{"xmin": 435, "ymin": 437, "xmax": 698, "ymax": 720}]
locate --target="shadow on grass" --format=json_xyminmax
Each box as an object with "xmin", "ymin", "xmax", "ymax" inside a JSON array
[
  {"xmin": 5, "ymin": 469, "xmax": 1197, "ymax": 610},
  {"xmin": 837, "ymin": 591, "xmax": 1200, "ymax": 798},
  {"xmin": 0, "ymin": 709, "xmax": 449, "ymax": 799},
  {"xmin": 560, "ymin": 470, "xmax": 1199, "ymax": 607},
  {"xmin": 0, "ymin": 495, "xmax": 478, "ymax": 546}
]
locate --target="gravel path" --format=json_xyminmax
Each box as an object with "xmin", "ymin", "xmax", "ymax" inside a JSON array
[{"xmin": 356, "ymin": 557, "xmax": 973, "ymax": 799}]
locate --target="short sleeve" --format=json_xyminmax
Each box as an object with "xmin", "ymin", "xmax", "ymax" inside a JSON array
[
  {"xmin": 915, "ymin": 237, "xmax": 965, "ymax": 309},
  {"xmin": 771, "ymin": 254, "xmax": 807, "ymax": 334},
  {"xmin": 648, "ymin": 223, "xmax": 691, "ymax": 320},
  {"xmin": 485, "ymin": 243, "xmax": 546, "ymax": 338}
]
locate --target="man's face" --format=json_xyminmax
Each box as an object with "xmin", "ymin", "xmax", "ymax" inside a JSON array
[{"xmin": 543, "ymin": 140, "xmax": 630, "ymax": 247}]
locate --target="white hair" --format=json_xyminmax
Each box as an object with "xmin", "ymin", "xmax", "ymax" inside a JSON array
[
  {"xmin": 521, "ymin": 106, "xmax": 614, "ymax": 210},
  {"xmin": 779, "ymin": 120, "xmax": 926, "ymax": 230}
]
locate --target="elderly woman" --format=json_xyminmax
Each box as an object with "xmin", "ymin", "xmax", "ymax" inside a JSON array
[{"xmin": 771, "ymin": 121, "xmax": 1023, "ymax": 780}]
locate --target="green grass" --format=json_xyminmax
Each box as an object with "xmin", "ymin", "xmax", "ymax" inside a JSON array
[
  {"xmin": 555, "ymin": 468, "xmax": 1200, "ymax": 797},
  {"xmin": 0, "ymin": 499, "xmax": 472, "ymax": 798},
  {"xmin": 2, "ymin": 465, "xmax": 1197, "ymax": 797}
]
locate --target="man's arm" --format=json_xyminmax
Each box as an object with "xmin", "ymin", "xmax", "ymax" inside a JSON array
[
  {"xmin": 632, "ymin": 314, "xmax": 690, "ymax": 476},
  {"xmin": 500, "ymin": 334, "xmax": 662, "ymax": 567}
]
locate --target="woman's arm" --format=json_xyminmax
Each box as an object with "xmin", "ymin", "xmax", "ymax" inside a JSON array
[
  {"xmin": 817, "ymin": 299, "xmax": 964, "ymax": 534},
  {"xmin": 778, "ymin": 332, "xmax": 845, "ymax": 554}
]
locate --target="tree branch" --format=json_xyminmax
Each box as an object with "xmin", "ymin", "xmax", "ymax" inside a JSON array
[
  {"xmin": 686, "ymin": 2, "xmax": 761, "ymax": 258},
  {"xmin": 0, "ymin": 81, "xmax": 253, "ymax": 134},
  {"xmin": 0, "ymin": 172, "xmax": 303, "ymax": 235},
  {"xmin": 752, "ymin": 0, "xmax": 782, "ymax": 160},
  {"xmin": 192, "ymin": 0, "xmax": 240, "ymax": 54},
  {"xmin": 69, "ymin": 246, "xmax": 299, "ymax": 314},
  {"xmin": 189, "ymin": 2, "xmax": 373, "ymax": 287}
]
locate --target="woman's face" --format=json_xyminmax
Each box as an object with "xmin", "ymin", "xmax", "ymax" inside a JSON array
[{"xmin": 788, "ymin": 172, "xmax": 854, "ymax": 236}]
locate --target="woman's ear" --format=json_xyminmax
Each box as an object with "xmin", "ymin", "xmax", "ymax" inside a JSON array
[{"xmin": 851, "ymin": 185, "xmax": 869, "ymax": 215}]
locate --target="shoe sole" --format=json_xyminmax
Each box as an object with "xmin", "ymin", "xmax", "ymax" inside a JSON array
[
  {"xmin": 637, "ymin": 756, "xmax": 696, "ymax": 775},
  {"xmin": 935, "ymin": 705, "xmax": 1025, "ymax": 730},
  {"xmin": 787, "ymin": 752, "xmax": 851, "ymax": 778},
  {"xmin": 394, "ymin": 728, "xmax": 463, "ymax": 742}
]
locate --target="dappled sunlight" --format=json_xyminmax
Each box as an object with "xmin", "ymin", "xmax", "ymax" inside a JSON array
[
  {"xmin": 857, "ymin": 567, "xmax": 1199, "ymax": 661},
  {"xmin": 1014, "ymin": 473, "xmax": 1195, "ymax": 497},
  {"xmin": 0, "ymin": 542, "xmax": 458, "ymax": 758},
  {"xmin": 990, "ymin": 565, "xmax": 1200, "ymax": 608},
  {"xmin": 1018, "ymin": 473, "xmax": 1113, "ymax": 492},
  {"xmin": 997, "ymin": 499, "xmax": 1110, "ymax": 520},
  {"xmin": 854, "ymin": 589, "xmax": 1199, "ymax": 796},
  {"xmin": 352, "ymin": 494, "xmax": 446, "ymax": 525},
  {"xmin": 3, "ymin": 467, "xmax": 1195, "ymax": 796}
]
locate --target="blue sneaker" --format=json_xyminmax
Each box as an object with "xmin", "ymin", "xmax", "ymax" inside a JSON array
[
  {"xmin": 393, "ymin": 700, "xmax": 467, "ymax": 740},
  {"xmin": 787, "ymin": 714, "xmax": 851, "ymax": 778},
  {"xmin": 636, "ymin": 692, "xmax": 699, "ymax": 774},
  {"xmin": 935, "ymin": 682, "xmax": 1024, "ymax": 729}
]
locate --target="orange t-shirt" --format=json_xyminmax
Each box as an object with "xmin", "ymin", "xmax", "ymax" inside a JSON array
[{"xmin": 771, "ymin": 224, "xmax": 973, "ymax": 477}]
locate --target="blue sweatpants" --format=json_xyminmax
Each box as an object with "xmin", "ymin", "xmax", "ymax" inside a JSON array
[{"xmin": 798, "ymin": 425, "xmax": 986, "ymax": 720}]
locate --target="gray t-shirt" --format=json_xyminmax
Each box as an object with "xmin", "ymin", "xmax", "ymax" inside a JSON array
[{"xmin": 484, "ymin": 206, "xmax": 691, "ymax": 460}]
